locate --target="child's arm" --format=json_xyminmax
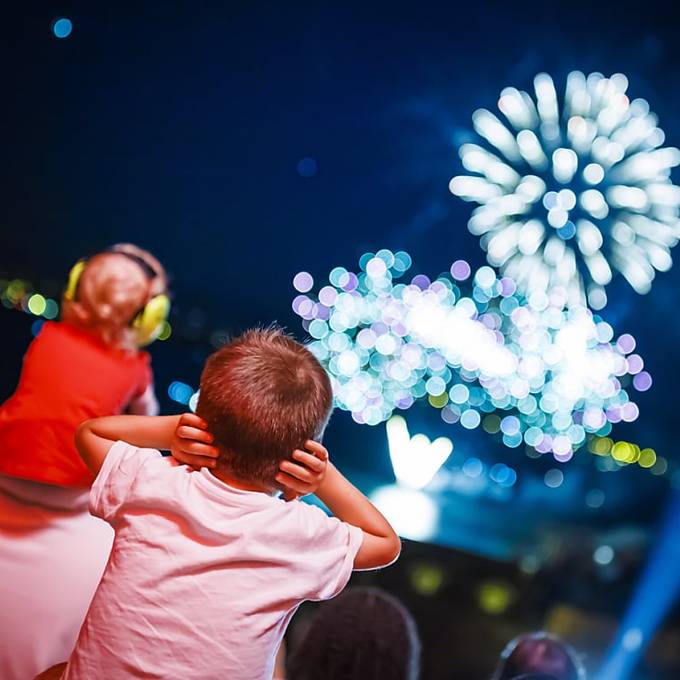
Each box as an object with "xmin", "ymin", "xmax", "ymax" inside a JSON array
[
  {"xmin": 75, "ymin": 414, "xmax": 218, "ymax": 475},
  {"xmin": 315, "ymin": 459, "xmax": 401, "ymax": 571}
]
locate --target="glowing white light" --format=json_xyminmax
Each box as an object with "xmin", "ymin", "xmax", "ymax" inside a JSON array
[
  {"xmin": 557, "ymin": 189, "xmax": 577, "ymax": 211},
  {"xmin": 547, "ymin": 208, "xmax": 569, "ymax": 228},
  {"xmin": 517, "ymin": 130, "xmax": 548, "ymax": 169},
  {"xmin": 472, "ymin": 109, "xmax": 521, "ymax": 162},
  {"xmin": 580, "ymin": 189, "xmax": 609, "ymax": 219},
  {"xmin": 553, "ymin": 148, "xmax": 578, "ymax": 184},
  {"xmin": 583, "ymin": 163, "xmax": 605, "ymax": 184},
  {"xmin": 293, "ymin": 253, "xmax": 643, "ymax": 456},
  {"xmin": 366, "ymin": 257, "xmax": 387, "ymax": 278},
  {"xmin": 386, "ymin": 416, "xmax": 453, "ymax": 489},
  {"xmin": 370, "ymin": 485, "xmax": 438, "ymax": 541},
  {"xmin": 337, "ymin": 350, "xmax": 360, "ymax": 376},
  {"xmin": 450, "ymin": 71, "xmax": 680, "ymax": 305}
]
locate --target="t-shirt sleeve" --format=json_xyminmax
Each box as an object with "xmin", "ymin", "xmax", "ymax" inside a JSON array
[
  {"xmin": 89, "ymin": 440, "xmax": 160, "ymax": 524},
  {"xmin": 294, "ymin": 503, "xmax": 364, "ymax": 602}
]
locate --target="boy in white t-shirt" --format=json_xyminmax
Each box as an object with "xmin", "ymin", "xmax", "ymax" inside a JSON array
[{"xmin": 59, "ymin": 328, "xmax": 401, "ymax": 680}]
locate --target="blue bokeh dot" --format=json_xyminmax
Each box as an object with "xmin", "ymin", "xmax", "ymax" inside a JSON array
[
  {"xmin": 52, "ymin": 18, "xmax": 73, "ymax": 39},
  {"xmin": 296, "ymin": 157, "xmax": 318, "ymax": 178}
]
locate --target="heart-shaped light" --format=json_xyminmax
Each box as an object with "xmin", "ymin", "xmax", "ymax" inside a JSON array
[{"xmin": 386, "ymin": 416, "xmax": 453, "ymax": 489}]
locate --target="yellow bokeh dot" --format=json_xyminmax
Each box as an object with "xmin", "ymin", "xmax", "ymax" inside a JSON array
[
  {"xmin": 410, "ymin": 564, "xmax": 444, "ymax": 596},
  {"xmin": 428, "ymin": 392, "xmax": 448, "ymax": 409},
  {"xmin": 612, "ymin": 441, "xmax": 640, "ymax": 464},
  {"xmin": 479, "ymin": 581, "xmax": 514, "ymax": 615},
  {"xmin": 7, "ymin": 280, "xmax": 25, "ymax": 302},
  {"xmin": 639, "ymin": 448, "xmax": 657, "ymax": 469},
  {"xmin": 588, "ymin": 437, "xmax": 614, "ymax": 456},
  {"xmin": 630, "ymin": 444, "xmax": 641, "ymax": 464},
  {"xmin": 591, "ymin": 437, "xmax": 612, "ymax": 456},
  {"xmin": 27, "ymin": 294, "xmax": 47, "ymax": 316}
]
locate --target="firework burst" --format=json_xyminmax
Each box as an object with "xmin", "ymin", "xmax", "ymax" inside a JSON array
[
  {"xmin": 450, "ymin": 71, "xmax": 680, "ymax": 309},
  {"xmin": 292, "ymin": 251, "xmax": 648, "ymax": 459}
]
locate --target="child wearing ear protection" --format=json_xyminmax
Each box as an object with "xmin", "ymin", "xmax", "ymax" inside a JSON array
[{"xmin": 0, "ymin": 244, "xmax": 170, "ymax": 680}]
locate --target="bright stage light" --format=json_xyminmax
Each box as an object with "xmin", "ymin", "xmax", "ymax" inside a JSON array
[
  {"xmin": 598, "ymin": 491, "xmax": 680, "ymax": 679},
  {"xmin": 450, "ymin": 71, "xmax": 680, "ymax": 309},
  {"xmin": 370, "ymin": 485, "xmax": 438, "ymax": 541},
  {"xmin": 293, "ymin": 251, "xmax": 647, "ymax": 459},
  {"xmin": 386, "ymin": 415, "xmax": 452, "ymax": 489}
]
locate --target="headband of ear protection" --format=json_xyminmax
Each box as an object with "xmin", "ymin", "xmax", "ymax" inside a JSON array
[{"xmin": 63, "ymin": 251, "xmax": 170, "ymax": 347}]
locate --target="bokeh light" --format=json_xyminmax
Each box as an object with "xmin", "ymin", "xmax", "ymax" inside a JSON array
[
  {"xmin": 296, "ymin": 157, "xmax": 318, "ymax": 178},
  {"xmin": 450, "ymin": 72, "xmax": 680, "ymax": 310},
  {"xmin": 293, "ymin": 251, "xmax": 647, "ymax": 459},
  {"xmin": 409, "ymin": 563, "xmax": 445, "ymax": 596},
  {"xmin": 589, "ymin": 436, "xmax": 660, "ymax": 473},
  {"xmin": 167, "ymin": 381, "xmax": 194, "ymax": 405},
  {"xmin": 387, "ymin": 416, "xmax": 452, "ymax": 489},
  {"xmin": 27, "ymin": 294, "xmax": 46, "ymax": 316},
  {"xmin": 544, "ymin": 468, "xmax": 564, "ymax": 488},
  {"xmin": 478, "ymin": 580, "xmax": 515, "ymax": 615},
  {"xmin": 52, "ymin": 18, "xmax": 73, "ymax": 39},
  {"xmin": 594, "ymin": 544, "xmax": 615, "ymax": 566},
  {"xmin": 157, "ymin": 321, "xmax": 172, "ymax": 341},
  {"xmin": 370, "ymin": 485, "xmax": 439, "ymax": 541},
  {"xmin": 1, "ymin": 280, "xmax": 61, "ymax": 322}
]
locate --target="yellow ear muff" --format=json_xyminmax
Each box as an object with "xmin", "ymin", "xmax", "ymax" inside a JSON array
[
  {"xmin": 132, "ymin": 294, "xmax": 171, "ymax": 346},
  {"xmin": 64, "ymin": 260, "xmax": 87, "ymax": 302}
]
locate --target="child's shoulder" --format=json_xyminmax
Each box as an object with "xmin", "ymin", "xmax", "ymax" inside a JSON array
[
  {"xmin": 104, "ymin": 440, "xmax": 171, "ymax": 479},
  {"xmin": 275, "ymin": 496, "xmax": 342, "ymax": 531}
]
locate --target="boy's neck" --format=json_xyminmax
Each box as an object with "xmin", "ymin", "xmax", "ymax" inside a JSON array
[{"xmin": 209, "ymin": 466, "xmax": 274, "ymax": 495}]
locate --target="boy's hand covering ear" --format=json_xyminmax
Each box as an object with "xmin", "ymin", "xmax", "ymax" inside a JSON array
[
  {"xmin": 171, "ymin": 413, "xmax": 219, "ymax": 470},
  {"xmin": 276, "ymin": 440, "xmax": 329, "ymax": 501}
]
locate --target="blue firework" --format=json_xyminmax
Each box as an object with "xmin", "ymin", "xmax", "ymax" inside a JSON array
[{"xmin": 450, "ymin": 71, "xmax": 680, "ymax": 309}]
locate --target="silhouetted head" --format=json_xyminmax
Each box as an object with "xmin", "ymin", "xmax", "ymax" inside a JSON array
[
  {"xmin": 287, "ymin": 587, "xmax": 420, "ymax": 680},
  {"xmin": 492, "ymin": 632, "xmax": 586, "ymax": 680}
]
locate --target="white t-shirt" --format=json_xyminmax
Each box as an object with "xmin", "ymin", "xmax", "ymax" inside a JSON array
[{"xmin": 64, "ymin": 441, "xmax": 363, "ymax": 680}]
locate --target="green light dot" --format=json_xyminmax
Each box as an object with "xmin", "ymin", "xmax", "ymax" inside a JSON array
[
  {"xmin": 428, "ymin": 392, "xmax": 449, "ymax": 408},
  {"xmin": 482, "ymin": 414, "xmax": 501, "ymax": 434},
  {"xmin": 27, "ymin": 294, "xmax": 47, "ymax": 316},
  {"xmin": 158, "ymin": 322, "xmax": 172, "ymax": 341},
  {"xmin": 639, "ymin": 448, "xmax": 657, "ymax": 468}
]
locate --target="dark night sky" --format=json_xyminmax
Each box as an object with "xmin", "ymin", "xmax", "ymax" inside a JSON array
[{"xmin": 3, "ymin": 0, "xmax": 680, "ymax": 532}]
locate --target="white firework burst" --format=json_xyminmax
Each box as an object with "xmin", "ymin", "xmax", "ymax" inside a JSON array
[{"xmin": 450, "ymin": 71, "xmax": 680, "ymax": 309}]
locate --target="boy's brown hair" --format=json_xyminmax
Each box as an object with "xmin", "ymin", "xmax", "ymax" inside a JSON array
[{"xmin": 197, "ymin": 327, "xmax": 333, "ymax": 484}]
